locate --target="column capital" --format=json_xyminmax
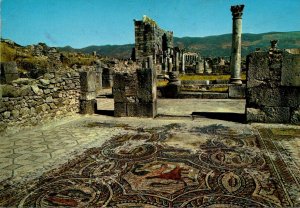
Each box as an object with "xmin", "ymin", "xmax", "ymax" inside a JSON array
[{"xmin": 231, "ymin": 5, "xmax": 244, "ymax": 18}]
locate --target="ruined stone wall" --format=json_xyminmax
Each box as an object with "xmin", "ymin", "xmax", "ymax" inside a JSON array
[
  {"xmin": 113, "ymin": 67, "xmax": 157, "ymax": 118},
  {"xmin": 246, "ymin": 51, "xmax": 300, "ymax": 123},
  {"xmin": 0, "ymin": 71, "xmax": 81, "ymax": 133},
  {"xmin": 134, "ymin": 18, "xmax": 173, "ymax": 62}
]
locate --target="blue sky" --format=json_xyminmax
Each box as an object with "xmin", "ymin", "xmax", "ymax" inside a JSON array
[{"xmin": 1, "ymin": 0, "xmax": 300, "ymax": 48}]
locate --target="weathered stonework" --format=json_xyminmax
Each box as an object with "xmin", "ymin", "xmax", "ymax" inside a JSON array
[
  {"xmin": 0, "ymin": 62, "xmax": 19, "ymax": 84},
  {"xmin": 229, "ymin": 84, "xmax": 246, "ymax": 98},
  {"xmin": 102, "ymin": 68, "xmax": 114, "ymax": 88},
  {"xmin": 134, "ymin": 16, "xmax": 173, "ymax": 63},
  {"xmin": 246, "ymin": 51, "xmax": 300, "ymax": 124},
  {"xmin": 0, "ymin": 71, "xmax": 81, "ymax": 132},
  {"xmin": 95, "ymin": 64, "xmax": 103, "ymax": 94},
  {"xmin": 113, "ymin": 60, "xmax": 157, "ymax": 118},
  {"xmin": 80, "ymin": 71, "xmax": 96, "ymax": 114}
]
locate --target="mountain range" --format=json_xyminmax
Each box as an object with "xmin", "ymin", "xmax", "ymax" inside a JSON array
[{"xmin": 58, "ymin": 31, "xmax": 300, "ymax": 58}]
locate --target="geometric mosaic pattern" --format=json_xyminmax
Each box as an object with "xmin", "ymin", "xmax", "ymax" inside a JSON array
[{"xmin": 0, "ymin": 125, "xmax": 299, "ymax": 207}]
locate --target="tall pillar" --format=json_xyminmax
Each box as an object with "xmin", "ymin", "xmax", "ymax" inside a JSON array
[
  {"xmin": 181, "ymin": 53, "xmax": 185, "ymax": 74},
  {"xmin": 175, "ymin": 52, "xmax": 179, "ymax": 71},
  {"xmin": 230, "ymin": 5, "xmax": 244, "ymax": 85},
  {"xmin": 167, "ymin": 57, "xmax": 173, "ymax": 72},
  {"xmin": 204, "ymin": 59, "xmax": 208, "ymax": 74}
]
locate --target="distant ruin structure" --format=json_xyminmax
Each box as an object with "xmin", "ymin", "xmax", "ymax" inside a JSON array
[
  {"xmin": 133, "ymin": 15, "xmax": 202, "ymax": 74},
  {"xmin": 133, "ymin": 15, "xmax": 173, "ymax": 64},
  {"xmin": 230, "ymin": 5, "xmax": 244, "ymax": 84}
]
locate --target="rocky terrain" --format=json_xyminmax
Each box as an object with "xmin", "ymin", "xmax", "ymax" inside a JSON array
[{"xmin": 0, "ymin": 39, "xmax": 140, "ymax": 79}]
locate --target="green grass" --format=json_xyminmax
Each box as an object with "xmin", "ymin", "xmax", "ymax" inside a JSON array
[
  {"xmin": 157, "ymin": 80, "xmax": 168, "ymax": 87},
  {"xmin": 181, "ymin": 86, "xmax": 229, "ymax": 92},
  {"xmin": 158, "ymin": 72, "xmax": 246, "ymax": 87},
  {"xmin": 179, "ymin": 72, "xmax": 246, "ymax": 81},
  {"xmin": 179, "ymin": 74, "xmax": 231, "ymax": 81}
]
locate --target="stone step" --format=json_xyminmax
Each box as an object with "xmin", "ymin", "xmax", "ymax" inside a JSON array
[
  {"xmin": 181, "ymin": 80, "xmax": 229, "ymax": 85},
  {"xmin": 181, "ymin": 83, "xmax": 230, "ymax": 89},
  {"xmin": 178, "ymin": 91, "xmax": 229, "ymax": 99}
]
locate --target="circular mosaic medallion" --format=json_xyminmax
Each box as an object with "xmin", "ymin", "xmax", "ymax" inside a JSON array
[
  {"xmin": 18, "ymin": 178, "xmax": 111, "ymax": 207},
  {"xmin": 102, "ymin": 142, "xmax": 157, "ymax": 161},
  {"xmin": 199, "ymin": 148, "xmax": 265, "ymax": 169}
]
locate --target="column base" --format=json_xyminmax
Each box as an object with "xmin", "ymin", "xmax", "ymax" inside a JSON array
[{"xmin": 230, "ymin": 78, "xmax": 243, "ymax": 85}]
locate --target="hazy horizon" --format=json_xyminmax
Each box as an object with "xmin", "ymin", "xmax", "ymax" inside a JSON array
[{"xmin": 2, "ymin": 0, "xmax": 300, "ymax": 48}]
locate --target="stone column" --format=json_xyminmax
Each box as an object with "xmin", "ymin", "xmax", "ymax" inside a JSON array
[
  {"xmin": 80, "ymin": 71, "xmax": 96, "ymax": 114},
  {"xmin": 175, "ymin": 52, "xmax": 179, "ymax": 71},
  {"xmin": 204, "ymin": 59, "xmax": 208, "ymax": 74},
  {"xmin": 230, "ymin": 5, "xmax": 244, "ymax": 85},
  {"xmin": 167, "ymin": 57, "xmax": 173, "ymax": 72},
  {"xmin": 181, "ymin": 53, "xmax": 185, "ymax": 74},
  {"xmin": 95, "ymin": 64, "xmax": 103, "ymax": 94}
]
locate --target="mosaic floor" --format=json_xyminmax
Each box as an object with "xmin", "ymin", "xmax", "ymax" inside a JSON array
[{"xmin": 0, "ymin": 123, "xmax": 299, "ymax": 207}]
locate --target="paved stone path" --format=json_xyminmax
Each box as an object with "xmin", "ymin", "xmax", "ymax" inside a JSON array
[{"xmin": 0, "ymin": 115, "xmax": 126, "ymax": 183}]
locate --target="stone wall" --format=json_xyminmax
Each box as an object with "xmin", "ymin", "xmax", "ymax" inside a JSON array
[
  {"xmin": 0, "ymin": 71, "xmax": 81, "ymax": 133},
  {"xmin": 113, "ymin": 66, "xmax": 157, "ymax": 118},
  {"xmin": 246, "ymin": 51, "xmax": 300, "ymax": 123}
]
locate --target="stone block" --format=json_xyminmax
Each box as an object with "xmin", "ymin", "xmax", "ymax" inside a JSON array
[
  {"xmin": 281, "ymin": 87, "xmax": 300, "ymax": 107},
  {"xmin": 113, "ymin": 72, "xmax": 136, "ymax": 90},
  {"xmin": 0, "ymin": 62, "xmax": 19, "ymax": 83},
  {"xmin": 202, "ymin": 92, "xmax": 228, "ymax": 99},
  {"xmin": 247, "ymin": 52, "xmax": 270, "ymax": 81},
  {"xmin": 164, "ymin": 83, "xmax": 181, "ymax": 98},
  {"xmin": 229, "ymin": 84, "xmax": 246, "ymax": 98},
  {"xmin": 11, "ymin": 109, "xmax": 19, "ymax": 118},
  {"xmin": 102, "ymin": 68, "xmax": 114, "ymax": 88},
  {"xmin": 80, "ymin": 91, "xmax": 96, "ymax": 101},
  {"xmin": 247, "ymin": 86, "xmax": 300, "ymax": 108},
  {"xmin": 20, "ymin": 107, "xmax": 30, "ymax": 116},
  {"xmin": 36, "ymin": 103, "xmax": 50, "ymax": 113},
  {"xmin": 39, "ymin": 79, "xmax": 50, "ymax": 85},
  {"xmin": 291, "ymin": 107, "xmax": 300, "ymax": 124},
  {"xmin": 95, "ymin": 69, "xmax": 102, "ymax": 94},
  {"xmin": 262, "ymin": 106, "xmax": 290, "ymax": 123},
  {"xmin": 281, "ymin": 53, "xmax": 300, "ymax": 87},
  {"xmin": 138, "ymin": 102, "xmax": 157, "ymax": 118},
  {"xmin": 126, "ymin": 102, "xmax": 157, "ymax": 118},
  {"xmin": 137, "ymin": 68, "xmax": 156, "ymax": 103},
  {"xmin": 113, "ymin": 88, "xmax": 127, "ymax": 103},
  {"xmin": 126, "ymin": 103, "xmax": 139, "ymax": 117},
  {"xmin": 31, "ymin": 85, "xmax": 40, "ymax": 95},
  {"xmin": 247, "ymin": 87, "xmax": 282, "ymax": 107},
  {"xmin": 45, "ymin": 96, "xmax": 54, "ymax": 103},
  {"xmin": 80, "ymin": 99, "xmax": 95, "ymax": 114},
  {"xmin": 181, "ymin": 80, "xmax": 210, "ymax": 85},
  {"xmin": 0, "ymin": 85, "xmax": 2, "ymax": 99},
  {"xmin": 80, "ymin": 71, "xmax": 96, "ymax": 92},
  {"xmin": 246, "ymin": 107, "xmax": 290, "ymax": 123},
  {"xmin": 114, "ymin": 102, "xmax": 127, "ymax": 117}
]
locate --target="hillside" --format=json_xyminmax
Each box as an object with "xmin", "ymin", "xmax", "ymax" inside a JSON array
[{"xmin": 58, "ymin": 31, "xmax": 300, "ymax": 58}]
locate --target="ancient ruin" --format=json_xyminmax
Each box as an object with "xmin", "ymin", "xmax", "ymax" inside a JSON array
[{"xmin": 0, "ymin": 2, "xmax": 300, "ymax": 207}]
